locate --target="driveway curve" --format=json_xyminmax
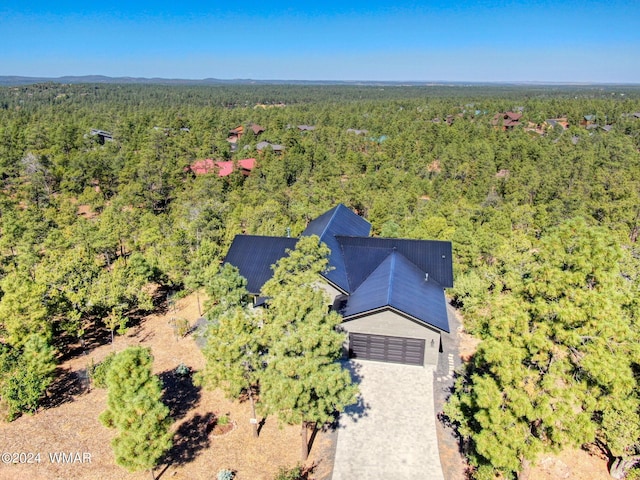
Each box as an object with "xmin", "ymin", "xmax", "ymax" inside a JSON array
[{"xmin": 332, "ymin": 360, "xmax": 445, "ymax": 480}]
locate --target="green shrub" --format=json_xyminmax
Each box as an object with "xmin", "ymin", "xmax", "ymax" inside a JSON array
[
  {"xmin": 88, "ymin": 353, "xmax": 116, "ymax": 388},
  {"xmin": 217, "ymin": 413, "xmax": 230, "ymax": 426},
  {"xmin": 175, "ymin": 318, "xmax": 191, "ymax": 337},
  {"xmin": 274, "ymin": 465, "xmax": 304, "ymax": 480},
  {"xmin": 0, "ymin": 334, "xmax": 56, "ymax": 420},
  {"xmin": 627, "ymin": 466, "xmax": 640, "ymax": 480}
]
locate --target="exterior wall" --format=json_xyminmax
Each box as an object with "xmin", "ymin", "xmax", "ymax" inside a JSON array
[
  {"xmin": 340, "ymin": 309, "xmax": 441, "ymax": 366},
  {"xmin": 315, "ymin": 280, "xmax": 343, "ymax": 306}
]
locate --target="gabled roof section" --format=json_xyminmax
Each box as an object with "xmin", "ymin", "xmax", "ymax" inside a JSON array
[
  {"xmin": 189, "ymin": 158, "xmax": 256, "ymax": 177},
  {"xmin": 337, "ymin": 236, "xmax": 453, "ymax": 291},
  {"xmin": 341, "ymin": 251, "xmax": 449, "ymax": 332},
  {"xmin": 302, "ymin": 204, "xmax": 371, "ymax": 292},
  {"xmin": 223, "ymin": 235, "xmax": 297, "ymax": 294}
]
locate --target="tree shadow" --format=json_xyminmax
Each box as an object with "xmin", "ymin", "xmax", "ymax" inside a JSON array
[
  {"xmin": 54, "ymin": 323, "xmax": 112, "ymax": 362},
  {"xmin": 437, "ymin": 353, "xmax": 474, "ymax": 467},
  {"xmin": 334, "ymin": 359, "xmax": 370, "ymax": 426},
  {"xmin": 159, "ymin": 369, "xmax": 201, "ymax": 421},
  {"xmin": 161, "ymin": 412, "xmax": 215, "ymax": 470},
  {"xmin": 307, "ymin": 424, "xmax": 320, "ymax": 454},
  {"xmin": 257, "ymin": 416, "xmax": 267, "ymax": 436},
  {"xmin": 43, "ymin": 367, "xmax": 87, "ymax": 409}
]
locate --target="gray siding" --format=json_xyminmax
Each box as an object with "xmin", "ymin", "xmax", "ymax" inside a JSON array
[{"xmin": 340, "ymin": 309, "xmax": 441, "ymax": 366}]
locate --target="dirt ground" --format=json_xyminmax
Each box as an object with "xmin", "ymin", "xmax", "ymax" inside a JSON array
[
  {"xmin": 440, "ymin": 307, "xmax": 612, "ymax": 480},
  {"xmin": 0, "ymin": 292, "xmax": 331, "ymax": 480},
  {"xmin": 0, "ymin": 291, "xmax": 615, "ymax": 480}
]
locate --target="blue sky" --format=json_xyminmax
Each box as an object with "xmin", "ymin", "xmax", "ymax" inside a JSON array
[{"xmin": 1, "ymin": 1, "xmax": 638, "ymax": 83}]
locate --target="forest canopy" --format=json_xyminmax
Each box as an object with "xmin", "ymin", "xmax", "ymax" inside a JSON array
[{"xmin": 0, "ymin": 82, "xmax": 639, "ymax": 476}]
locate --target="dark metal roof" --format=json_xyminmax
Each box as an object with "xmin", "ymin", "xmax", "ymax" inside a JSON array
[
  {"xmin": 223, "ymin": 235, "xmax": 297, "ymax": 294},
  {"xmin": 223, "ymin": 206, "xmax": 453, "ymax": 335},
  {"xmin": 302, "ymin": 204, "xmax": 371, "ymax": 292},
  {"xmin": 337, "ymin": 236, "xmax": 453, "ymax": 290},
  {"xmin": 341, "ymin": 251, "xmax": 449, "ymax": 332}
]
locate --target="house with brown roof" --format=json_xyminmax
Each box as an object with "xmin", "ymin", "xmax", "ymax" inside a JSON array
[
  {"xmin": 227, "ymin": 123, "xmax": 265, "ymax": 143},
  {"xmin": 491, "ymin": 112, "xmax": 522, "ymax": 130}
]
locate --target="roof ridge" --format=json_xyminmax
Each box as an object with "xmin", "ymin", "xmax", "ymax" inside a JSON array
[
  {"xmin": 387, "ymin": 250, "xmax": 396, "ymax": 305},
  {"xmin": 319, "ymin": 204, "xmax": 341, "ymax": 240}
]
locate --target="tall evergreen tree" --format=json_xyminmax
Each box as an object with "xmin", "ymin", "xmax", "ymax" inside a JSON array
[
  {"xmin": 259, "ymin": 236, "xmax": 357, "ymax": 461},
  {"xmin": 100, "ymin": 347, "xmax": 172, "ymax": 480},
  {"xmin": 445, "ymin": 218, "xmax": 640, "ymax": 479},
  {"xmin": 198, "ymin": 264, "xmax": 262, "ymax": 436}
]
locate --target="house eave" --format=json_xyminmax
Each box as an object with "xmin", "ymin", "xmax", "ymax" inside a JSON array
[{"xmin": 320, "ymin": 273, "xmax": 349, "ymax": 295}]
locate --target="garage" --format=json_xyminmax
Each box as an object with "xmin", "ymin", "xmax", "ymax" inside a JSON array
[{"xmin": 348, "ymin": 333, "xmax": 425, "ymax": 366}]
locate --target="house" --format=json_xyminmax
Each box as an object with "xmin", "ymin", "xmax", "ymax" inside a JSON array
[
  {"xmin": 228, "ymin": 125, "xmax": 244, "ymax": 143},
  {"xmin": 491, "ymin": 112, "xmax": 522, "ymax": 130},
  {"xmin": 188, "ymin": 158, "xmax": 256, "ymax": 177},
  {"xmin": 545, "ymin": 118, "xmax": 570, "ymax": 130},
  {"xmin": 256, "ymin": 141, "xmax": 285, "ymax": 154},
  {"xmin": 227, "ymin": 123, "xmax": 265, "ymax": 143},
  {"xmin": 90, "ymin": 129, "xmax": 113, "ymax": 144},
  {"xmin": 581, "ymin": 115, "xmax": 596, "ymax": 127},
  {"xmin": 223, "ymin": 204, "xmax": 453, "ymax": 366}
]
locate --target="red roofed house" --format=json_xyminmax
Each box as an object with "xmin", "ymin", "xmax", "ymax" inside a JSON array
[{"xmin": 188, "ymin": 158, "xmax": 256, "ymax": 177}]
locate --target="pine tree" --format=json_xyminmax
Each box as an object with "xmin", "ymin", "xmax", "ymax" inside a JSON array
[
  {"xmin": 0, "ymin": 333, "xmax": 56, "ymax": 420},
  {"xmin": 0, "ymin": 272, "xmax": 50, "ymax": 347},
  {"xmin": 259, "ymin": 236, "xmax": 357, "ymax": 461},
  {"xmin": 198, "ymin": 264, "xmax": 262, "ymax": 436},
  {"xmin": 203, "ymin": 262, "xmax": 249, "ymax": 318},
  {"xmin": 445, "ymin": 218, "xmax": 640, "ymax": 479},
  {"xmin": 100, "ymin": 347, "xmax": 172, "ymax": 479}
]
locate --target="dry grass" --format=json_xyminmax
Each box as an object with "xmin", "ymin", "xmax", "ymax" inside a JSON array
[
  {"xmin": 0, "ymin": 292, "xmax": 331, "ymax": 480},
  {"xmin": 530, "ymin": 448, "xmax": 611, "ymax": 480}
]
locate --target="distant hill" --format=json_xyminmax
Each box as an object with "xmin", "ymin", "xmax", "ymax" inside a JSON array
[
  {"xmin": 1, "ymin": 75, "xmax": 639, "ymax": 89},
  {"xmin": 0, "ymin": 75, "xmax": 435, "ymax": 87},
  {"xmin": 4, "ymin": 75, "xmax": 638, "ymax": 88}
]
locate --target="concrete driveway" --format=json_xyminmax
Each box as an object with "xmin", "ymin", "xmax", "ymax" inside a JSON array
[{"xmin": 332, "ymin": 360, "xmax": 445, "ymax": 480}]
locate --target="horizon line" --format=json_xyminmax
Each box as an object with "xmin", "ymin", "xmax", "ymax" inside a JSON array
[{"xmin": 2, "ymin": 75, "xmax": 640, "ymax": 87}]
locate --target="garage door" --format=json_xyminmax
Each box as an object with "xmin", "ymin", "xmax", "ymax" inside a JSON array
[{"xmin": 348, "ymin": 333, "xmax": 425, "ymax": 365}]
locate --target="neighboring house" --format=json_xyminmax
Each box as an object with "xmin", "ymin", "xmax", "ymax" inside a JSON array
[
  {"xmin": 90, "ymin": 129, "xmax": 113, "ymax": 144},
  {"xmin": 227, "ymin": 123, "xmax": 265, "ymax": 143},
  {"xmin": 491, "ymin": 112, "xmax": 522, "ymax": 130},
  {"xmin": 256, "ymin": 141, "xmax": 285, "ymax": 154},
  {"xmin": 228, "ymin": 125, "xmax": 244, "ymax": 143},
  {"xmin": 188, "ymin": 158, "xmax": 256, "ymax": 177},
  {"xmin": 545, "ymin": 118, "xmax": 570, "ymax": 130},
  {"xmin": 346, "ymin": 128, "xmax": 369, "ymax": 135},
  {"xmin": 581, "ymin": 115, "xmax": 596, "ymax": 127},
  {"xmin": 224, "ymin": 204, "xmax": 453, "ymax": 367}
]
